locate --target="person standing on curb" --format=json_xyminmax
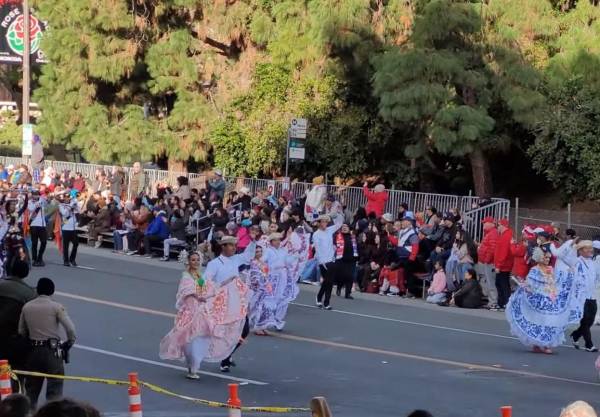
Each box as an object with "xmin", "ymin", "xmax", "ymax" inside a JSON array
[
  {"xmin": 477, "ymin": 217, "xmax": 498, "ymax": 309},
  {"xmin": 494, "ymin": 218, "xmax": 514, "ymax": 311}
]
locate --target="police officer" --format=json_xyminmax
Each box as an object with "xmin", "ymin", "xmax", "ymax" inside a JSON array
[{"xmin": 18, "ymin": 278, "xmax": 76, "ymax": 408}]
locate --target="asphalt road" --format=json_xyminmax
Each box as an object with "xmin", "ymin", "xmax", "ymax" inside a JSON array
[{"xmin": 17, "ymin": 245, "xmax": 600, "ymax": 417}]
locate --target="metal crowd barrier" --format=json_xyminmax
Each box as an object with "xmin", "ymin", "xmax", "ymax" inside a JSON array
[{"xmin": 0, "ymin": 156, "xmax": 510, "ymax": 222}]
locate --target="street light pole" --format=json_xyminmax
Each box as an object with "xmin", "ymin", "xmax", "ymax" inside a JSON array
[{"xmin": 22, "ymin": 0, "xmax": 31, "ymax": 161}]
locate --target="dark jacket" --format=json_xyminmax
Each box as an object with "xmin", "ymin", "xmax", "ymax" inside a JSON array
[
  {"xmin": 146, "ymin": 214, "xmax": 170, "ymax": 239},
  {"xmin": 453, "ymin": 279, "xmax": 484, "ymax": 309},
  {"xmin": 170, "ymin": 218, "xmax": 187, "ymax": 241},
  {"xmin": 0, "ymin": 278, "xmax": 36, "ymax": 336}
]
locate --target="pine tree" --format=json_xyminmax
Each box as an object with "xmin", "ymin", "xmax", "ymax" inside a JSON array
[{"xmin": 372, "ymin": 0, "xmax": 545, "ymax": 196}]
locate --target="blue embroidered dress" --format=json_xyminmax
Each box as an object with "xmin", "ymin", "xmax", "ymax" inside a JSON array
[{"xmin": 506, "ymin": 263, "xmax": 581, "ymax": 348}]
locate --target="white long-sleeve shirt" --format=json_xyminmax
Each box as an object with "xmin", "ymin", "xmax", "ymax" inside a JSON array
[
  {"xmin": 59, "ymin": 199, "xmax": 79, "ymax": 231},
  {"xmin": 558, "ymin": 245, "xmax": 600, "ymax": 300},
  {"xmin": 28, "ymin": 198, "xmax": 47, "ymax": 227},
  {"xmin": 204, "ymin": 241, "xmax": 256, "ymax": 285},
  {"xmin": 312, "ymin": 219, "xmax": 343, "ymax": 266}
]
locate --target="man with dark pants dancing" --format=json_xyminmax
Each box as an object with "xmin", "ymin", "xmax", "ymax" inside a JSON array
[
  {"xmin": 313, "ymin": 214, "xmax": 343, "ymax": 310},
  {"xmin": 204, "ymin": 232, "xmax": 257, "ymax": 373},
  {"xmin": 568, "ymin": 240, "xmax": 600, "ymax": 352}
]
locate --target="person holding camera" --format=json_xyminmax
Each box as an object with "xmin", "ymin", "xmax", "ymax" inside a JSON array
[{"xmin": 18, "ymin": 278, "xmax": 76, "ymax": 408}]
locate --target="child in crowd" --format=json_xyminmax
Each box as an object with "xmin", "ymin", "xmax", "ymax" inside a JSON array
[
  {"xmin": 450, "ymin": 268, "xmax": 484, "ymax": 309},
  {"xmin": 378, "ymin": 263, "xmax": 404, "ymax": 296},
  {"xmin": 426, "ymin": 260, "xmax": 447, "ymax": 304}
]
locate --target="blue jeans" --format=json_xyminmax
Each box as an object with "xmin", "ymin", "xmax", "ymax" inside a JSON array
[{"xmin": 113, "ymin": 231, "xmax": 125, "ymax": 251}]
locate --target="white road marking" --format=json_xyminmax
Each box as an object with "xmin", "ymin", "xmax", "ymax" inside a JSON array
[
  {"xmin": 57, "ymin": 292, "xmax": 599, "ymax": 386},
  {"xmin": 73, "ymin": 344, "xmax": 268, "ymax": 386},
  {"xmin": 290, "ymin": 302, "xmax": 518, "ymax": 341},
  {"xmin": 75, "ymin": 265, "xmax": 95, "ymax": 270}
]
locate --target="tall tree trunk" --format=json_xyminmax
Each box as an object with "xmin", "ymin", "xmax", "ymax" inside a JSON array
[
  {"xmin": 469, "ymin": 148, "xmax": 493, "ymax": 197},
  {"xmin": 168, "ymin": 157, "xmax": 187, "ymax": 173}
]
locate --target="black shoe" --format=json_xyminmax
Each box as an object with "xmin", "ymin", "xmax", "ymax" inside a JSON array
[
  {"xmin": 336, "ymin": 288, "xmax": 341, "ymax": 297},
  {"xmin": 32, "ymin": 261, "xmax": 40, "ymax": 267},
  {"xmin": 38, "ymin": 260, "xmax": 45, "ymax": 267},
  {"xmin": 63, "ymin": 262, "xmax": 70, "ymax": 267},
  {"xmin": 220, "ymin": 358, "xmax": 236, "ymax": 372},
  {"xmin": 345, "ymin": 295, "xmax": 354, "ymax": 300},
  {"xmin": 585, "ymin": 346, "xmax": 599, "ymax": 352},
  {"xmin": 70, "ymin": 260, "xmax": 77, "ymax": 267},
  {"xmin": 324, "ymin": 305, "xmax": 332, "ymax": 310}
]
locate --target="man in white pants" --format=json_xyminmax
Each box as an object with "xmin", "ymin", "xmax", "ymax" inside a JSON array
[
  {"xmin": 476, "ymin": 217, "xmax": 498, "ymax": 309},
  {"xmin": 161, "ymin": 209, "xmax": 187, "ymax": 261}
]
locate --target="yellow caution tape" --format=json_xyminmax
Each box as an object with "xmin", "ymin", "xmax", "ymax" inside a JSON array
[{"xmin": 11, "ymin": 370, "xmax": 310, "ymax": 413}]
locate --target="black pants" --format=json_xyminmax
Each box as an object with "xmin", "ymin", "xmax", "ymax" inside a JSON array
[
  {"xmin": 572, "ymin": 299, "xmax": 598, "ymax": 349},
  {"xmin": 317, "ymin": 262, "xmax": 336, "ymax": 306},
  {"xmin": 335, "ymin": 261, "xmax": 354, "ymax": 297},
  {"xmin": 495, "ymin": 271, "xmax": 511, "ymax": 308},
  {"xmin": 143, "ymin": 235, "xmax": 164, "ymax": 255},
  {"xmin": 61, "ymin": 230, "xmax": 78, "ymax": 263},
  {"xmin": 31, "ymin": 226, "xmax": 48, "ymax": 262},
  {"xmin": 221, "ymin": 316, "xmax": 250, "ymax": 366},
  {"xmin": 25, "ymin": 346, "xmax": 64, "ymax": 409}
]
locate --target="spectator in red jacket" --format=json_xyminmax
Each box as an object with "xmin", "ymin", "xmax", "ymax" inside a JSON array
[
  {"xmin": 494, "ymin": 218, "xmax": 514, "ymax": 310},
  {"xmin": 363, "ymin": 182, "xmax": 388, "ymax": 218},
  {"xmin": 477, "ymin": 216, "xmax": 498, "ymax": 309},
  {"xmin": 510, "ymin": 233, "xmax": 530, "ymax": 282}
]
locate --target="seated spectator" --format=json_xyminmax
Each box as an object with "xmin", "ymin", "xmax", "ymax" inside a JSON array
[
  {"xmin": 87, "ymin": 199, "xmax": 111, "ymax": 248},
  {"xmin": 127, "ymin": 204, "xmax": 151, "ymax": 255},
  {"xmin": 113, "ymin": 212, "xmax": 133, "ymax": 254},
  {"xmin": 0, "ymin": 394, "xmax": 31, "ymax": 417},
  {"xmin": 143, "ymin": 209, "xmax": 169, "ymax": 257},
  {"xmin": 426, "ymin": 260, "xmax": 447, "ymax": 304},
  {"xmin": 451, "ymin": 268, "xmax": 484, "ymax": 309},
  {"xmin": 174, "ymin": 176, "xmax": 191, "ymax": 201},
  {"xmin": 160, "ymin": 209, "xmax": 186, "ymax": 261},
  {"xmin": 378, "ymin": 264, "xmax": 404, "ymax": 296},
  {"xmin": 445, "ymin": 229, "xmax": 476, "ymax": 291},
  {"xmin": 362, "ymin": 261, "xmax": 382, "ymax": 293}
]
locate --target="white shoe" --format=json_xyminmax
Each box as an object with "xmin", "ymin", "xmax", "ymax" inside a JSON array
[
  {"xmin": 316, "ymin": 297, "xmax": 323, "ymax": 308},
  {"xmin": 186, "ymin": 373, "xmax": 200, "ymax": 380}
]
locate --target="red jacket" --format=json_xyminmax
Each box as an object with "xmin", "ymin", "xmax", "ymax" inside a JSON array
[
  {"xmin": 510, "ymin": 242, "xmax": 529, "ymax": 279},
  {"xmin": 363, "ymin": 186, "xmax": 388, "ymax": 218},
  {"xmin": 477, "ymin": 227, "xmax": 498, "ymax": 264},
  {"xmin": 494, "ymin": 228, "xmax": 514, "ymax": 272}
]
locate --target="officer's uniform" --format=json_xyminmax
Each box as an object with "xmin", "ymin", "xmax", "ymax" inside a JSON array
[{"xmin": 18, "ymin": 295, "xmax": 76, "ymax": 408}]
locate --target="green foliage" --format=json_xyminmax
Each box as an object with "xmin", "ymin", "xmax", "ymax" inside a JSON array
[
  {"xmin": 0, "ymin": 113, "xmax": 22, "ymax": 154},
  {"xmin": 372, "ymin": 0, "xmax": 546, "ymax": 194},
  {"xmin": 530, "ymin": 80, "xmax": 600, "ymax": 200}
]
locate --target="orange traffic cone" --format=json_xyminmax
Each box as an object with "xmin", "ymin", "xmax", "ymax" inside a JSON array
[
  {"xmin": 500, "ymin": 406, "xmax": 512, "ymax": 417},
  {"xmin": 227, "ymin": 383, "xmax": 242, "ymax": 417},
  {"xmin": 128, "ymin": 372, "xmax": 142, "ymax": 417},
  {"xmin": 0, "ymin": 360, "xmax": 12, "ymax": 400}
]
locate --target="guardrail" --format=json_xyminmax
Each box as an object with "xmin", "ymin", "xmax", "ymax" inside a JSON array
[{"xmin": 0, "ymin": 156, "xmax": 510, "ymax": 221}]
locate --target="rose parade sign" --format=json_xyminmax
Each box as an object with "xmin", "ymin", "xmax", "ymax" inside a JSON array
[{"xmin": 0, "ymin": 0, "xmax": 47, "ymax": 64}]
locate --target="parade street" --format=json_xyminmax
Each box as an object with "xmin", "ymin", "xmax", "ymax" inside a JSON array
[{"xmin": 22, "ymin": 246, "xmax": 600, "ymax": 417}]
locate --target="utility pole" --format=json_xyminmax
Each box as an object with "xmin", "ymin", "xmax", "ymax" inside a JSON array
[{"xmin": 22, "ymin": 0, "xmax": 31, "ymax": 163}]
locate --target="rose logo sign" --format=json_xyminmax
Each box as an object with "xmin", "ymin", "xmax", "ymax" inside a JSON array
[{"xmin": 6, "ymin": 14, "xmax": 42, "ymax": 56}]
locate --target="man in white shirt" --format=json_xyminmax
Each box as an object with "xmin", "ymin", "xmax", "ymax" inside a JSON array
[
  {"xmin": 28, "ymin": 191, "xmax": 48, "ymax": 267},
  {"xmin": 313, "ymin": 214, "xmax": 343, "ymax": 310},
  {"xmin": 204, "ymin": 231, "xmax": 257, "ymax": 372},
  {"xmin": 566, "ymin": 240, "xmax": 600, "ymax": 352},
  {"xmin": 59, "ymin": 192, "xmax": 80, "ymax": 267}
]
